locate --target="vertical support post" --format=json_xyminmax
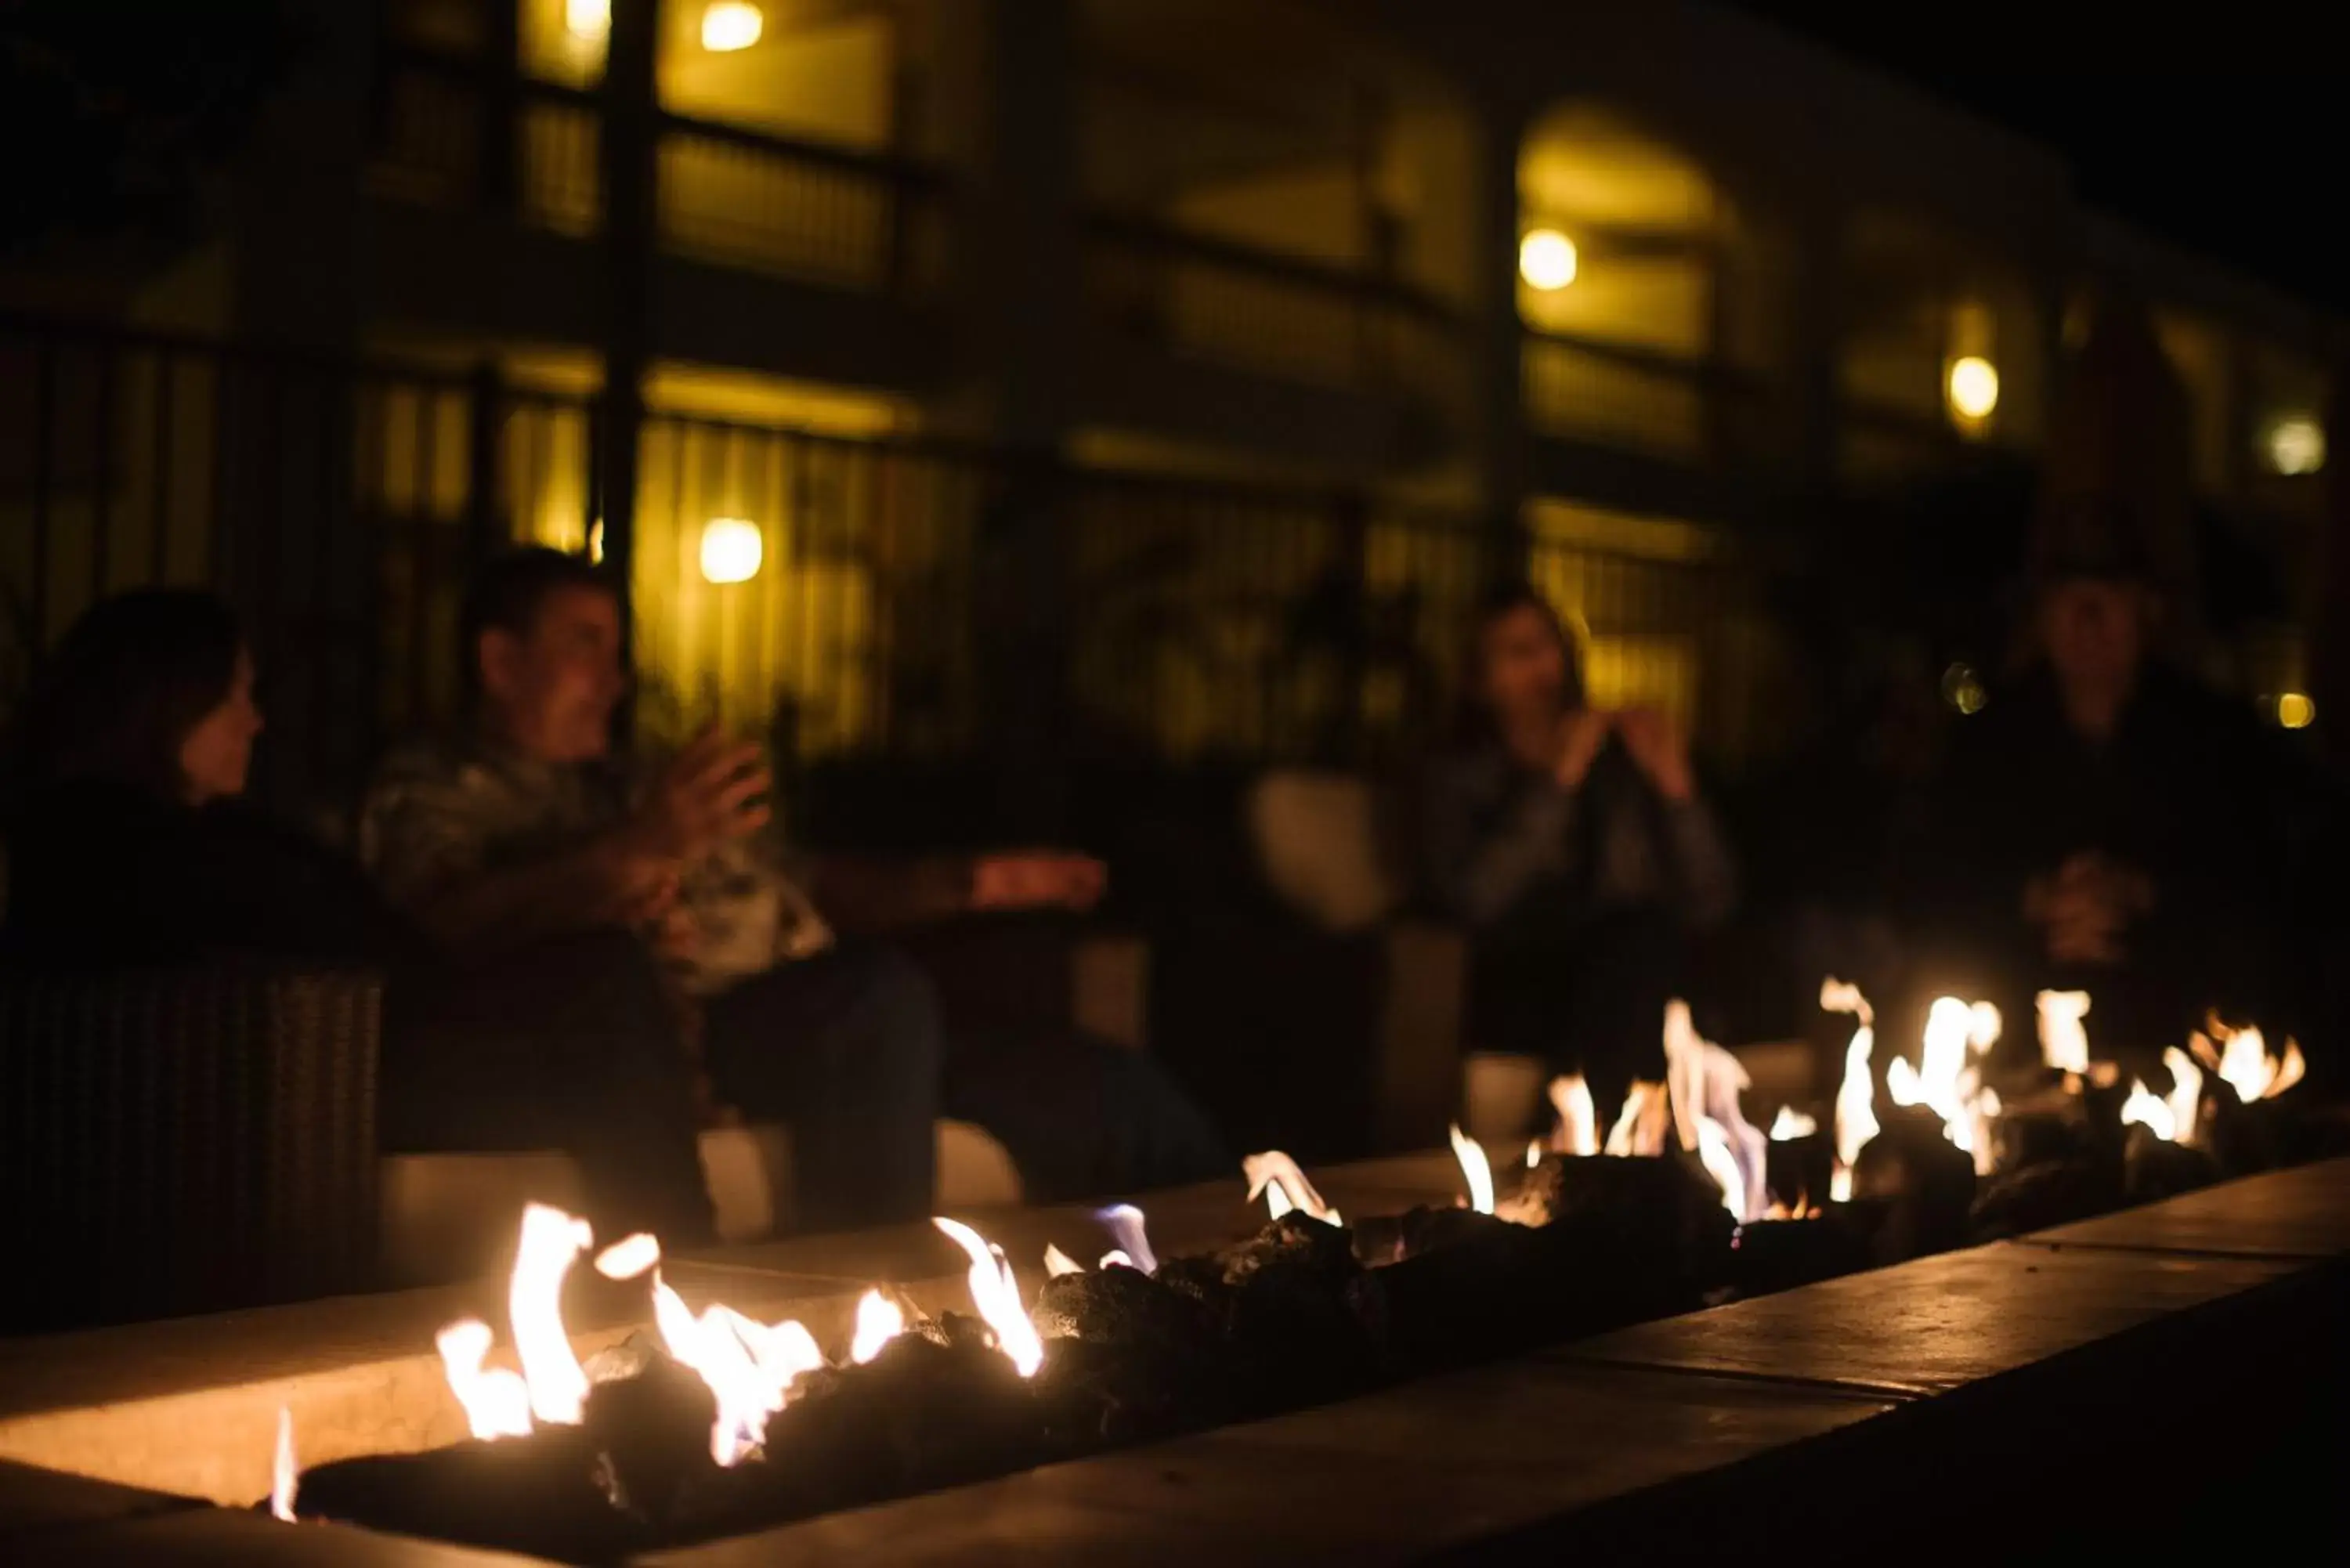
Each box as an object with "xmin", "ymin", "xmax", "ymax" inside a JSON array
[
  {"xmin": 598, "ymin": 0, "xmax": 660, "ymax": 654},
  {"xmin": 480, "ymin": 0, "xmax": 522, "ymax": 215},
  {"xmin": 1472, "ymin": 93, "xmax": 1530, "ymax": 580}
]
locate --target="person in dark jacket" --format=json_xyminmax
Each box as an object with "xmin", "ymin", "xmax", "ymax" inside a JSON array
[
  {"xmin": 1, "ymin": 590, "xmax": 412, "ymax": 966},
  {"xmin": 1421, "ymin": 583, "xmax": 1737, "ymax": 1111},
  {"xmin": 1909, "ymin": 505, "xmax": 2283, "ymax": 1066}
]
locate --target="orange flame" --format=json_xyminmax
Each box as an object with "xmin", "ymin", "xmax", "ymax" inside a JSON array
[
  {"xmin": 593, "ymin": 1233, "xmax": 660, "ymax": 1280},
  {"xmin": 434, "ymin": 1317, "xmax": 535, "ymax": 1440},
  {"xmin": 1449, "ymin": 1124, "xmax": 1495, "ymax": 1216},
  {"xmin": 1242, "ymin": 1151, "xmax": 1343, "ymax": 1227},
  {"xmin": 269, "ymin": 1407, "xmax": 298, "ymax": 1523},
  {"xmin": 1043, "ymin": 1244, "xmax": 1083, "ymax": 1277},
  {"xmin": 2037, "ymin": 990, "xmax": 2091, "ymax": 1075},
  {"xmin": 509, "ymin": 1204, "xmax": 594, "ymax": 1425},
  {"xmin": 934, "ymin": 1217, "xmax": 1045, "ymax": 1377},
  {"xmin": 1823, "ymin": 979, "xmax": 1877, "ymax": 1202},
  {"xmin": 2193, "ymin": 1017, "xmax": 2306, "ymax": 1104},
  {"xmin": 1546, "ymin": 1074, "xmax": 1598, "ymax": 1157},
  {"xmin": 848, "ymin": 1288, "xmax": 905, "ymax": 1364}
]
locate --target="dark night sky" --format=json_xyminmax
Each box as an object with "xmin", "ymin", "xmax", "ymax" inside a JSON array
[{"xmin": 1731, "ymin": 5, "xmax": 2346, "ymax": 313}]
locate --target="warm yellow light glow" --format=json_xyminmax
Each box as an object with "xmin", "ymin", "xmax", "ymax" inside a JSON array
[
  {"xmin": 1947, "ymin": 356, "xmax": 2000, "ymax": 421},
  {"xmin": 2277, "ymin": 692, "xmax": 2316, "ymax": 729},
  {"xmin": 700, "ymin": 517, "xmax": 763, "ymax": 584},
  {"xmin": 701, "ymin": 2, "xmax": 763, "ymax": 51},
  {"xmin": 565, "ymin": 0, "xmax": 611, "ymax": 42},
  {"xmin": 2266, "ymin": 414, "xmax": 2326, "ymax": 476},
  {"xmin": 1941, "ymin": 662, "xmax": 1987, "ymax": 716},
  {"xmin": 1519, "ymin": 228, "xmax": 1578, "ymax": 291},
  {"xmin": 586, "ymin": 519, "xmax": 606, "ymax": 565}
]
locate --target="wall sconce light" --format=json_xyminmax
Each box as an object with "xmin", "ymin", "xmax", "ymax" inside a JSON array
[
  {"xmin": 1518, "ymin": 228, "xmax": 1578, "ymax": 291},
  {"xmin": 700, "ymin": 517, "xmax": 764, "ymax": 583},
  {"xmin": 2265, "ymin": 414, "xmax": 2326, "ymax": 476},
  {"xmin": 701, "ymin": 2, "xmax": 764, "ymax": 51},
  {"xmin": 565, "ymin": 0, "xmax": 611, "ymax": 42},
  {"xmin": 2276, "ymin": 692, "xmax": 2316, "ymax": 730},
  {"xmin": 1946, "ymin": 356, "xmax": 1999, "ymax": 423}
]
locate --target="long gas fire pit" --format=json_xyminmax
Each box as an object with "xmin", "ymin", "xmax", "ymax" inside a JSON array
[
  {"xmin": 4, "ymin": 1156, "xmax": 2345, "ymax": 1565},
  {"xmin": 3, "ymin": 981, "xmax": 2342, "ymax": 1564}
]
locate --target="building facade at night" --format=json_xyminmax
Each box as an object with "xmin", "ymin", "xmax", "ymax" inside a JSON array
[{"xmin": 2, "ymin": 0, "xmax": 2338, "ymax": 807}]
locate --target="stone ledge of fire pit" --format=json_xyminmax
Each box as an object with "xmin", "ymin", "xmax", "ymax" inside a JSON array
[
  {"xmin": 2017, "ymin": 1155, "xmax": 2350, "ymax": 1259},
  {"xmin": 627, "ymin": 1360, "xmax": 1893, "ymax": 1568},
  {"xmin": 4, "ymin": 1505, "xmax": 551, "ymax": 1566},
  {"xmin": 0, "ymin": 1262, "xmax": 866, "ymax": 1507},
  {"xmin": 0, "ymin": 1458, "xmax": 200, "ymax": 1541},
  {"xmin": 1556, "ymin": 1237, "xmax": 2300, "ymax": 1396}
]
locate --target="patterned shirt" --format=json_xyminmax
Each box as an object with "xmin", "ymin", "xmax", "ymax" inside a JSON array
[{"xmin": 358, "ymin": 734, "xmax": 832, "ymax": 996}]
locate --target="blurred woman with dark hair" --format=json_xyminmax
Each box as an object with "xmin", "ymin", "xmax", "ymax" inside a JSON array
[
  {"xmin": 1, "ymin": 589, "xmax": 410, "ymax": 966},
  {"xmin": 1421, "ymin": 583, "xmax": 1736, "ymax": 1108}
]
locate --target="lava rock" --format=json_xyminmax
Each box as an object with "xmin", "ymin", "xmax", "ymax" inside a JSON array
[
  {"xmin": 2122, "ymin": 1125, "xmax": 2220, "ymax": 1203},
  {"xmin": 1157, "ymin": 1215, "xmax": 1386, "ymax": 1413},
  {"xmin": 1851, "ymin": 1106, "xmax": 1977, "ymax": 1263},
  {"xmin": 295, "ymin": 1428, "xmax": 637, "ymax": 1563},
  {"xmin": 582, "ymin": 1335, "xmax": 718, "ymax": 1523},
  {"xmin": 1728, "ymin": 1216, "xmax": 1870, "ymax": 1298},
  {"xmin": 1968, "ymin": 1154, "xmax": 2122, "ymax": 1239}
]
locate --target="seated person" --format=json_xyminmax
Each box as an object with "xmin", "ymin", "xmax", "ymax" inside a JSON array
[
  {"xmin": 1, "ymin": 589, "xmax": 414, "ymax": 970},
  {"xmin": 1419, "ymin": 583, "xmax": 1736, "ymax": 1113},
  {"xmin": 361, "ymin": 547, "xmax": 1224, "ymax": 1241},
  {"xmin": 1909, "ymin": 503, "xmax": 2282, "ymax": 1062}
]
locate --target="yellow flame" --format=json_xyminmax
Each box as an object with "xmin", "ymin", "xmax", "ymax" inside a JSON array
[
  {"xmin": 1100, "ymin": 1248, "xmax": 1135, "ymax": 1270},
  {"xmin": 434, "ymin": 1318, "xmax": 535, "ymax": 1440},
  {"xmin": 1547, "ymin": 1074, "xmax": 1599, "ymax": 1157},
  {"xmin": 2161, "ymin": 1046, "xmax": 2204, "ymax": 1143},
  {"xmin": 594, "ymin": 1233, "xmax": 660, "ymax": 1280},
  {"xmin": 1824, "ymin": 978, "xmax": 1878, "ymax": 1203},
  {"xmin": 934, "ymin": 1218, "xmax": 1045, "ymax": 1377},
  {"xmin": 652, "ymin": 1273, "xmax": 822, "ymax": 1465},
  {"xmin": 1604, "ymin": 1081, "xmax": 1666, "ymax": 1157},
  {"xmin": 2203, "ymin": 1018, "xmax": 2307, "ymax": 1104},
  {"xmin": 1526, "ymin": 1139, "xmax": 1543, "ymax": 1169},
  {"xmin": 847, "ymin": 1288, "xmax": 905, "ymax": 1365},
  {"xmin": 1043, "ymin": 1243, "xmax": 1083, "ymax": 1277},
  {"xmin": 1242, "ymin": 1151, "xmax": 1342, "ymax": 1227},
  {"xmin": 269, "ymin": 1406, "xmax": 298, "ymax": 1523},
  {"xmin": 2120, "ymin": 1078, "xmax": 2177, "ymax": 1143},
  {"xmin": 1449, "ymin": 1124, "xmax": 1495, "ymax": 1216},
  {"xmin": 509, "ymin": 1204, "xmax": 594, "ymax": 1425},
  {"xmin": 1694, "ymin": 1117, "xmax": 1745, "ymax": 1220},
  {"xmin": 1769, "ymin": 1107, "xmax": 1817, "ymax": 1140},
  {"xmin": 1893, "ymin": 997, "xmax": 2002, "ymax": 1172},
  {"xmin": 2037, "ymin": 991, "xmax": 2092, "ymax": 1075}
]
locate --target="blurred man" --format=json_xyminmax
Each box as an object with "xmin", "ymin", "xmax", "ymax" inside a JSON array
[
  {"xmin": 1912, "ymin": 503, "xmax": 2281, "ymax": 1064},
  {"xmin": 363, "ymin": 548, "xmax": 1222, "ymax": 1241}
]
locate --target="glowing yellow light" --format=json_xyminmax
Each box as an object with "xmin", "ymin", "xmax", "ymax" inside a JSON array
[
  {"xmin": 2266, "ymin": 414, "xmax": 2325, "ymax": 476},
  {"xmin": 565, "ymin": 0, "xmax": 611, "ymax": 42},
  {"xmin": 586, "ymin": 520, "xmax": 606, "ymax": 565},
  {"xmin": 1941, "ymin": 662, "xmax": 1987, "ymax": 716},
  {"xmin": 700, "ymin": 517, "xmax": 764, "ymax": 584},
  {"xmin": 2276, "ymin": 692, "xmax": 2316, "ymax": 729},
  {"xmin": 701, "ymin": 2, "xmax": 763, "ymax": 51},
  {"xmin": 1947, "ymin": 356, "xmax": 2000, "ymax": 422},
  {"xmin": 1519, "ymin": 228, "xmax": 1578, "ymax": 291}
]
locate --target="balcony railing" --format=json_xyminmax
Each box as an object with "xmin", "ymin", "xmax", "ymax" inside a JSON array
[
  {"xmin": 370, "ymin": 49, "xmax": 946, "ymax": 295},
  {"xmin": 1522, "ymin": 328, "xmax": 1776, "ymax": 468},
  {"xmin": 1084, "ymin": 212, "xmax": 1470, "ymax": 400}
]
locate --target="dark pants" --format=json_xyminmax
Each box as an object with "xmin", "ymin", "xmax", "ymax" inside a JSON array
[
  {"xmin": 1470, "ymin": 906, "xmax": 1690, "ymax": 1121},
  {"xmin": 383, "ymin": 931, "xmax": 718, "ymax": 1244},
  {"xmin": 703, "ymin": 943, "xmax": 942, "ymax": 1233},
  {"xmin": 387, "ymin": 935, "xmax": 1227, "ymax": 1245}
]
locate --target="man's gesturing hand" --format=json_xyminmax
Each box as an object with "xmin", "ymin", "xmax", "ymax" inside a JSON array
[{"xmin": 634, "ymin": 725, "xmax": 772, "ymax": 862}]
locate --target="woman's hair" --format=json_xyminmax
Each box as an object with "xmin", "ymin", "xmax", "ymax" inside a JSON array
[
  {"xmin": 1449, "ymin": 581, "xmax": 1585, "ymax": 746},
  {"xmin": 5, "ymin": 589, "xmax": 245, "ymax": 804}
]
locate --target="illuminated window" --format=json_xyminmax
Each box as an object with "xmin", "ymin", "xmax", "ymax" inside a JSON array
[
  {"xmin": 2265, "ymin": 414, "xmax": 2326, "ymax": 476},
  {"xmin": 700, "ymin": 517, "xmax": 765, "ymax": 583},
  {"xmin": 1519, "ymin": 228, "xmax": 1578, "ymax": 291}
]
